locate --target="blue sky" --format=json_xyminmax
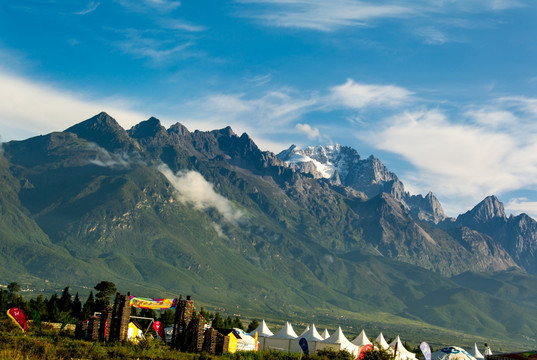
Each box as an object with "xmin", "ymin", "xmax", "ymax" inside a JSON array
[{"xmin": 1, "ymin": 0, "xmax": 537, "ymax": 218}]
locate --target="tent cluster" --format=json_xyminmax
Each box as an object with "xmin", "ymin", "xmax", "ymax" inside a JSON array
[{"xmin": 249, "ymin": 320, "xmax": 417, "ymax": 359}]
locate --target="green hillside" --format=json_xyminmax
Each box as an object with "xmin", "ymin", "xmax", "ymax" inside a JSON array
[{"xmin": 1, "ymin": 113, "xmax": 536, "ymax": 351}]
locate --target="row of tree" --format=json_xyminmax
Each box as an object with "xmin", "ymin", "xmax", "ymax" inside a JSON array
[{"xmin": 0, "ymin": 281, "xmax": 256, "ymax": 331}]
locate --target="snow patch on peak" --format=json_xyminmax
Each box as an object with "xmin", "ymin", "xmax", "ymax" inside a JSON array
[{"xmin": 278, "ymin": 144, "xmax": 349, "ymax": 179}]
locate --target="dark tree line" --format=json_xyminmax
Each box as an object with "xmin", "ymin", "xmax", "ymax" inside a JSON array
[
  {"xmin": 0, "ymin": 281, "xmax": 119, "ymax": 323},
  {"xmin": 1, "ymin": 281, "xmax": 260, "ymax": 331}
]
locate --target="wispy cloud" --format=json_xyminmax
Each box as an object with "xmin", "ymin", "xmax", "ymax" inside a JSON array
[
  {"xmin": 364, "ymin": 101, "xmax": 537, "ymax": 215},
  {"xmin": 115, "ymin": 29, "xmax": 193, "ymax": 63},
  {"xmin": 118, "ymin": 0, "xmax": 181, "ymax": 13},
  {"xmin": 329, "ymin": 79, "xmax": 413, "ymax": 109},
  {"xmin": 296, "ymin": 123, "xmax": 327, "ymax": 142},
  {"xmin": 75, "ymin": 1, "xmax": 100, "ymax": 15},
  {"xmin": 506, "ymin": 198, "xmax": 537, "ymax": 219},
  {"xmin": 87, "ymin": 144, "xmax": 144, "ymax": 169},
  {"xmin": 0, "ymin": 68, "xmax": 147, "ymax": 141},
  {"xmin": 169, "ymin": 89, "xmax": 318, "ymax": 152},
  {"xmin": 235, "ymin": 0, "xmax": 414, "ymax": 31},
  {"xmin": 158, "ymin": 165, "xmax": 245, "ymax": 223}
]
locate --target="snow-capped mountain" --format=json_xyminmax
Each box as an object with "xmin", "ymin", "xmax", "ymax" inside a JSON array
[{"xmin": 277, "ymin": 144, "xmax": 446, "ymax": 224}]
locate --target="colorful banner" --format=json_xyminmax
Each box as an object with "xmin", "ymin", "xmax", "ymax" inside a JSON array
[
  {"xmin": 254, "ymin": 331, "xmax": 259, "ymax": 352},
  {"xmin": 7, "ymin": 308, "xmax": 27, "ymax": 333},
  {"xmin": 420, "ymin": 342, "xmax": 432, "ymax": 360},
  {"xmin": 153, "ymin": 321, "xmax": 166, "ymax": 342},
  {"xmin": 358, "ymin": 344, "xmax": 373, "ymax": 360},
  {"xmin": 129, "ymin": 296, "xmax": 177, "ymax": 309}
]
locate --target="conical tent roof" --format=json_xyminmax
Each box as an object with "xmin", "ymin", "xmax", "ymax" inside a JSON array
[
  {"xmin": 323, "ymin": 327, "xmax": 359, "ymax": 356},
  {"xmin": 272, "ymin": 321, "xmax": 298, "ymax": 339},
  {"xmin": 484, "ymin": 347, "xmax": 492, "ymax": 356},
  {"xmin": 352, "ymin": 329, "xmax": 372, "ymax": 346},
  {"xmin": 390, "ymin": 336, "xmax": 410, "ymax": 353},
  {"xmin": 470, "ymin": 344, "xmax": 484, "ymax": 359},
  {"xmin": 375, "ymin": 333, "xmax": 390, "ymax": 350},
  {"xmin": 299, "ymin": 324, "xmax": 324, "ymax": 342},
  {"xmin": 249, "ymin": 320, "xmax": 274, "ymax": 337},
  {"xmin": 324, "ymin": 327, "xmax": 353, "ymax": 346},
  {"xmin": 321, "ymin": 329, "xmax": 330, "ymax": 339},
  {"xmin": 299, "ymin": 325, "xmax": 310, "ymax": 336},
  {"xmin": 390, "ymin": 336, "xmax": 416, "ymax": 360}
]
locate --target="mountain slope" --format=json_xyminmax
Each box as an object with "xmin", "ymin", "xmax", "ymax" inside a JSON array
[{"xmin": 1, "ymin": 113, "xmax": 537, "ymax": 348}]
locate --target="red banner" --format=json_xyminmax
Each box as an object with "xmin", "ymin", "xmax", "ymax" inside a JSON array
[
  {"xmin": 358, "ymin": 344, "xmax": 373, "ymax": 360},
  {"xmin": 153, "ymin": 321, "xmax": 166, "ymax": 342},
  {"xmin": 7, "ymin": 307, "xmax": 27, "ymax": 333}
]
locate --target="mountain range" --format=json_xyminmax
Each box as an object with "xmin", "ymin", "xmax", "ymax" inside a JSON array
[{"xmin": 1, "ymin": 112, "xmax": 537, "ymax": 349}]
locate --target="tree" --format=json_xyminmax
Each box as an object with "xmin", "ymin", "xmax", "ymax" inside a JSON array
[
  {"xmin": 46, "ymin": 293, "xmax": 60, "ymax": 322},
  {"xmin": 232, "ymin": 316, "xmax": 244, "ymax": 330},
  {"xmin": 360, "ymin": 346, "xmax": 395, "ymax": 360},
  {"xmin": 71, "ymin": 293, "xmax": 82, "ymax": 320},
  {"xmin": 7, "ymin": 282, "xmax": 20, "ymax": 304},
  {"xmin": 224, "ymin": 315, "xmax": 233, "ymax": 328},
  {"xmin": 82, "ymin": 291, "xmax": 96, "ymax": 319},
  {"xmin": 58, "ymin": 287, "xmax": 72, "ymax": 313},
  {"xmin": 212, "ymin": 312, "xmax": 224, "ymax": 328},
  {"xmin": 94, "ymin": 281, "xmax": 116, "ymax": 310},
  {"xmin": 29, "ymin": 295, "xmax": 48, "ymax": 320},
  {"xmin": 160, "ymin": 309, "xmax": 175, "ymax": 327},
  {"xmin": 247, "ymin": 319, "xmax": 260, "ymax": 333}
]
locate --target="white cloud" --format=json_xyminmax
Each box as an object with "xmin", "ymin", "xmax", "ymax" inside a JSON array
[
  {"xmin": 118, "ymin": 0, "xmax": 181, "ymax": 13},
  {"xmin": 158, "ymin": 165, "xmax": 245, "ymax": 223},
  {"xmin": 365, "ymin": 107, "xmax": 537, "ymax": 216},
  {"xmin": 0, "ymin": 69, "xmax": 148, "ymax": 141},
  {"xmin": 167, "ymin": 90, "xmax": 317, "ymax": 152},
  {"xmin": 414, "ymin": 26, "xmax": 449, "ymax": 45},
  {"xmin": 235, "ymin": 0, "xmax": 414, "ymax": 31},
  {"xmin": 114, "ymin": 28, "xmax": 194, "ymax": 64},
  {"xmin": 505, "ymin": 198, "xmax": 537, "ymax": 220},
  {"xmin": 75, "ymin": 1, "xmax": 100, "ymax": 15},
  {"xmin": 465, "ymin": 108, "xmax": 518, "ymax": 128},
  {"xmin": 330, "ymin": 79, "xmax": 413, "ymax": 109},
  {"xmin": 296, "ymin": 123, "xmax": 328, "ymax": 142}
]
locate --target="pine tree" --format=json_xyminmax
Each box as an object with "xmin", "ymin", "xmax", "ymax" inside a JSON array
[
  {"xmin": 82, "ymin": 291, "xmax": 96, "ymax": 319},
  {"xmin": 232, "ymin": 316, "xmax": 244, "ymax": 330},
  {"xmin": 71, "ymin": 292, "xmax": 82, "ymax": 320},
  {"xmin": 212, "ymin": 312, "xmax": 224, "ymax": 328},
  {"xmin": 58, "ymin": 287, "xmax": 72, "ymax": 313},
  {"xmin": 247, "ymin": 319, "xmax": 260, "ymax": 333}
]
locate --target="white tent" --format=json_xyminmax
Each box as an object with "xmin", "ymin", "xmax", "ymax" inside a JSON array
[
  {"xmin": 317, "ymin": 327, "xmax": 359, "ymax": 356},
  {"xmin": 375, "ymin": 333, "xmax": 391, "ymax": 351},
  {"xmin": 264, "ymin": 322, "xmax": 298, "ymax": 352},
  {"xmin": 470, "ymin": 344, "xmax": 484, "ymax": 359},
  {"xmin": 299, "ymin": 325, "xmax": 310, "ymax": 336},
  {"xmin": 484, "ymin": 346, "xmax": 492, "ymax": 356},
  {"xmin": 291, "ymin": 324, "xmax": 324, "ymax": 353},
  {"xmin": 249, "ymin": 319, "xmax": 274, "ymax": 337},
  {"xmin": 430, "ymin": 346, "xmax": 476, "ymax": 360},
  {"xmin": 321, "ymin": 329, "xmax": 330, "ymax": 339},
  {"xmin": 249, "ymin": 320, "xmax": 274, "ymax": 350},
  {"xmin": 235, "ymin": 328, "xmax": 257, "ymax": 351},
  {"xmin": 390, "ymin": 336, "xmax": 417, "ymax": 360},
  {"xmin": 352, "ymin": 329, "xmax": 373, "ymax": 347}
]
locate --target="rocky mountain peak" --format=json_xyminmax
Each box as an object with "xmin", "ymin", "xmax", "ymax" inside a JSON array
[
  {"xmin": 64, "ymin": 112, "xmax": 139, "ymax": 151},
  {"xmin": 128, "ymin": 117, "xmax": 167, "ymax": 139},
  {"xmin": 168, "ymin": 122, "xmax": 191, "ymax": 137},
  {"xmin": 461, "ymin": 195, "xmax": 507, "ymax": 224}
]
